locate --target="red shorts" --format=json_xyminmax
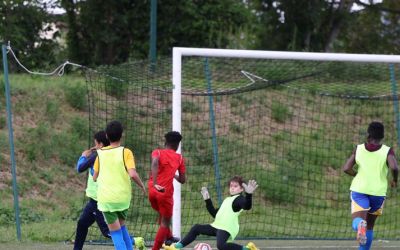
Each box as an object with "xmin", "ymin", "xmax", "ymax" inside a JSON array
[{"xmin": 149, "ymin": 187, "xmax": 173, "ymax": 218}]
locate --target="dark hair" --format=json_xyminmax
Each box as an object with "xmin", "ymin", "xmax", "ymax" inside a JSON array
[
  {"xmin": 367, "ymin": 121, "xmax": 384, "ymax": 140},
  {"xmin": 229, "ymin": 175, "xmax": 244, "ymax": 187},
  {"xmin": 106, "ymin": 120, "xmax": 123, "ymax": 142},
  {"xmin": 94, "ymin": 130, "xmax": 110, "ymax": 147},
  {"xmin": 165, "ymin": 131, "xmax": 182, "ymax": 149}
]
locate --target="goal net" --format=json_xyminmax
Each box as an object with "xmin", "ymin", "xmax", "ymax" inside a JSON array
[{"xmin": 84, "ymin": 48, "xmax": 400, "ymax": 243}]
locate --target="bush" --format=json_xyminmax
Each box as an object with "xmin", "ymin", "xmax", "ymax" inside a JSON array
[
  {"xmin": 70, "ymin": 116, "xmax": 88, "ymax": 139},
  {"xmin": 271, "ymin": 102, "xmax": 292, "ymax": 123},
  {"xmin": 64, "ymin": 84, "xmax": 87, "ymax": 111},
  {"xmin": 45, "ymin": 100, "xmax": 60, "ymax": 124}
]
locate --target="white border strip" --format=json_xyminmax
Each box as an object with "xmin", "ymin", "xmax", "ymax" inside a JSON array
[{"xmin": 175, "ymin": 47, "xmax": 400, "ymax": 63}]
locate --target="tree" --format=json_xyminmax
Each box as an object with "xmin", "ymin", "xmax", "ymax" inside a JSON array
[
  {"xmin": 254, "ymin": 0, "xmax": 356, "ymax": 52},
  {"xmin": 0, "ymin": 0, "xmax": 61, "ymax": 70},
  {"xmin": 339, "ymin": 0, "xmax": 400, "ymax": 54},
  {"xmin": 61, "ymin": 0, "xmax": 253, "ymax": 65}
]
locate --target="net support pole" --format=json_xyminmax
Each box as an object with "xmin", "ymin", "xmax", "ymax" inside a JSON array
[
  {"xmin": 149, "ymin": 0, "xmax": 157, "ymax": 71},
  {"xmin": 2, "ymin": 44, "xmax": 21, "ymax": 241},
  {"xmin": 204, "ymin": 58, "xmax": 223, "ymax": 205},
  {"xmin": 172, "ymin": 48, "xmax": 182, "ymax": 238},
  {"xmin": 389, "ymin": 64, "xmax": 400, "ymax": 146}
]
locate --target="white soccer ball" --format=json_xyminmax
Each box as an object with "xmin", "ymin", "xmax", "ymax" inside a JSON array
[{"xmin": 194, "ymin": 243, "xmax": 212, "ymax": 250}]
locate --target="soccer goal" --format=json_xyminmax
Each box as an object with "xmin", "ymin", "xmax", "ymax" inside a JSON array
[{"xmin": 85, "ymin": 48, "xmax": 400, "ymax": 242}]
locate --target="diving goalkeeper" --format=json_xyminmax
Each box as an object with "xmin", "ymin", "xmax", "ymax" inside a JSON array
[{"xmin": 164, "ymin": 176, "xmax": 259, "ymax": 250}]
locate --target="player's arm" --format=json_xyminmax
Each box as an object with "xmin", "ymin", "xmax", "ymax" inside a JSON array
[
  {"xmin": 205, "ymin": 199, "xmax": 218, "ymax": 217},
  {"xmin": 151, "ymin": 155, "xmax": 165, "ymax": 192},
  {"xmin": 387, "ymin": 152, "xmax": 399, "ymax": 188},
  {"xmin": 201, "ymin": 187, "xmax": 218, "ymax": 217},
  {"xmin": 235, "ymin": 180, "xmax": 258, "ymax": 211},
  {"xmin": 125, "ymin": 148, "xmax": 146, "ymax": 194},
  {"xmin": 76, "ymin": 151, "xmax": 97, "ymax": 173},
  {"xmin": 174, "ymin": 156, "xmax": 186, "ymax": 184},
  {"xmin": 342, "ymin": 152, "xmax": 357, "ymax": 177},
  {"xmin": 174, "ymin": 172, "xmax": 186, "ymax": 184},
  {"xmin": 128, "ymin": 168, "xmax": 146, "ymax": 194},
  {"xmin": 92, "ymin": 156, "xmax": 99, "ymax": 181}
]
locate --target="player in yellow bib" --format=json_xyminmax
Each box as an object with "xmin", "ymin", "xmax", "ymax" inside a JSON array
[
  {"xmin": 342, "ymin": 121, "xmax": 398, "ymax": 250},
  {"xmin": 164, "ymin": 176, "xmax": 259, "ymax": 250},
  {"xmin": 93, "ymin": 121, "xmax": 146, "ymax": 250}
]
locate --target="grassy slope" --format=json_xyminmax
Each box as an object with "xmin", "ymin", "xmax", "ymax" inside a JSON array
[{"xmin": 0, "ymin": 74, "xmax": 88, "ymax": 243}]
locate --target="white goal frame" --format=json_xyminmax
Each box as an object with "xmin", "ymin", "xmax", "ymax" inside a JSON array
[{"xmin": 171, "ymin": 47, "xmax": 400, "ymax": 238}]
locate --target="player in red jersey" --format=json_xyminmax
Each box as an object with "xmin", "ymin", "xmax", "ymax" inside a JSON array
[{"xmin": 148, "ymin": 131, "xmax": 186, "ymax": 250}]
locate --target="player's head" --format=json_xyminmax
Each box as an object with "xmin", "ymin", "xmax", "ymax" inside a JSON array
[
  {"xmin": 367, "ymin": 121, "xmax": 384, "ymax": 141},
  {"xmin": 106, "ymin": 120, "xmax": 123, "ymax": 142},
  {"xmin": 165, "ymin": 131, "xmax": 182, "ymax": 150},
  {"xmin": 94, "ymin": 130, "xmax": 110, "ymax": 148},
  {"xmin": 228, "ymin": 175, "xmax": 244, "ymax": 195}
]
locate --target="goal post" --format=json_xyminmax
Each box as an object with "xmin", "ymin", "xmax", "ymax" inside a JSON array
[{"xmin": 172, "ymin": 47, "xmax": 400, "ymax": 238}]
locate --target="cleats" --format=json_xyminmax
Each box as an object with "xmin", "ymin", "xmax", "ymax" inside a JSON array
[
  {"xmin": 246, "ymin": 242, "xmax": 259, "ymax": 250},
  {"xmin": 134, "ymin": 236, "xmax": 146, "ymax": 250},
  {"xmin": 357, "ymin": 220, "xmax": 367, "ymax": 245},
  {"xmin": 164, "ymin": 236, "xmax": 180, "ymax": 246},
  {"xmin": 162, "ymin": 243, "xmax": 178, "ymax": 250}
]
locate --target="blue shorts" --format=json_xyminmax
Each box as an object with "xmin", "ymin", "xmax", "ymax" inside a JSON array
[{"xmin": 350, "ymin": 191, "xmax": 385, "ymax": 215}]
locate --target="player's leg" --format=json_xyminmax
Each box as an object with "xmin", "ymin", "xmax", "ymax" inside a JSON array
[
  {"xmin": 74, "ymin": 200, "xmax": 96, "ymax": 250},
  {"xmin": 164, "ymin": 224, "xmax": 217, "ymax": 249},
  {"xmin": 214, "ymin": 229, "xmax": 259, "ymax": 250},
  {"xmin": 119, "ymin": 212, "xmax": 133, "ymax": 250},
  {"xmin": 104, "ymin": 211, "xmax": 127, "ymax": 250},
  {"xmin": 359, "ymin": 195, "xmax": 384, "ymax": 250},
  {"xmin": 215, "ymin": 229, "xmax": 242, "ymax": 250},
  {"xmin": 350, "ymin": 191, "xmax": 370, "ymax": 245},
  {"xmin": 94, "ymin": 201, "xmax": 111, "ymax": 238},
  {"xmin": 152, "ymin": 194, "xmax": 173, "ymax": 250}
]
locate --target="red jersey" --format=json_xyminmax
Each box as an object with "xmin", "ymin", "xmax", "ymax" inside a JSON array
[{"xmin": 148, "ymin": 149, "xmax": 186, "ymax": 196}]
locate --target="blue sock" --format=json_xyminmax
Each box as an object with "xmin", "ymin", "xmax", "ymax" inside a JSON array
[
  {"xmin": 110, "ymin": 229, "xmax": 127, "ymax": 250},
  {"xmin": 358, "ymin": 230, "xmax": 373, "ymax": 250},
  {"xmin": 352, "ymin": 217, "xmax": 363, "ymax": 231},
  {"xmin": 121, "ymin": 225, "xmax": 133, "ymax": 250},
  {"xmin": 175, "ymin": 242, "xmax": 183, "ymax": 248},
  {"xmin": 365, "ymin": 230, "xmax": 374, "ymax": 249}
]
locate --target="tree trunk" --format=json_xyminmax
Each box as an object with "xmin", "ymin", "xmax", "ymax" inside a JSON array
[{"xmin": 324, "ymin": 0, "xmax": 355, "ymax": 52}]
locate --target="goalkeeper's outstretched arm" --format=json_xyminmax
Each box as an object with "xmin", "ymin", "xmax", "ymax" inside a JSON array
[
  {"xmin": 205, "ymin": 199, "xmax": 218, "ymax": 218},
  {"xmin": 201, "ymin": 187, "xmax": 218, "ymax": 217}
]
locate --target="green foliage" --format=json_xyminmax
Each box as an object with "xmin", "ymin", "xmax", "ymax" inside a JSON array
[
  {"xmin": 105, "ymin": 78, "xmax": 128, "ymax": 99},
  {"xmin": 229, "ymin": 122, "xmax": 243, "ymax": 134},
  {"xmin": 271, "ymin": 102, "xmax": 292, "ymax": 123},
  {"xmin": 64, "ymin": 84, "xmax": 87, "ymax": 111},
  {"xmin": 52, "ymin": 130, "xmax": 83, "ymax": 166},
  {"xmin": 45, "ymin": 100, "xmax": 60, "ymax": 124},
  {"xmin": 182, "ymin": 101, "xmax": 201, "ymax": 113},
  {"xmin": 0, "ymin": 207, "xmax": 43, "ymax": 225},
  {"xmin": 22, "ymin": 123, "xmax": 51, "ymax": 162},
  {"xmin": 0, "ymin": 0, "xmax": 61, "ymax": 70},
  {"xmin": 0, "ymin": 115, "xmax": 6, "ymax": 129},
  {"xmin": 70, "ymin": 116, "xmax": 88, "ymax": 140}
]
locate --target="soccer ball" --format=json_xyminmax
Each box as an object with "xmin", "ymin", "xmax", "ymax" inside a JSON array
[{"xmin": 194, "ymin": 243, "xmax": 212, "ymax": 250}]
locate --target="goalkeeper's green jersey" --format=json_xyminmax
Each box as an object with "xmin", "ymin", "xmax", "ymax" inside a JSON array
[
  {"xmin": 350, "ymin": 143, "xmax": 390, "ymax": 196},
  {"xmin": 211, "ymin": 194, "xmax": 242, "ymax": 240}
]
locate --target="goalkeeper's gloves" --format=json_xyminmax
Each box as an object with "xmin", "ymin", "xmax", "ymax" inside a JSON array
[
  {"xmin": 242, "ymin": 180, "xmax": 258, "ymax": 194},
  {"xmin": 201, "ymin": 187, "xmax": 210, "ymax": 200}
]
